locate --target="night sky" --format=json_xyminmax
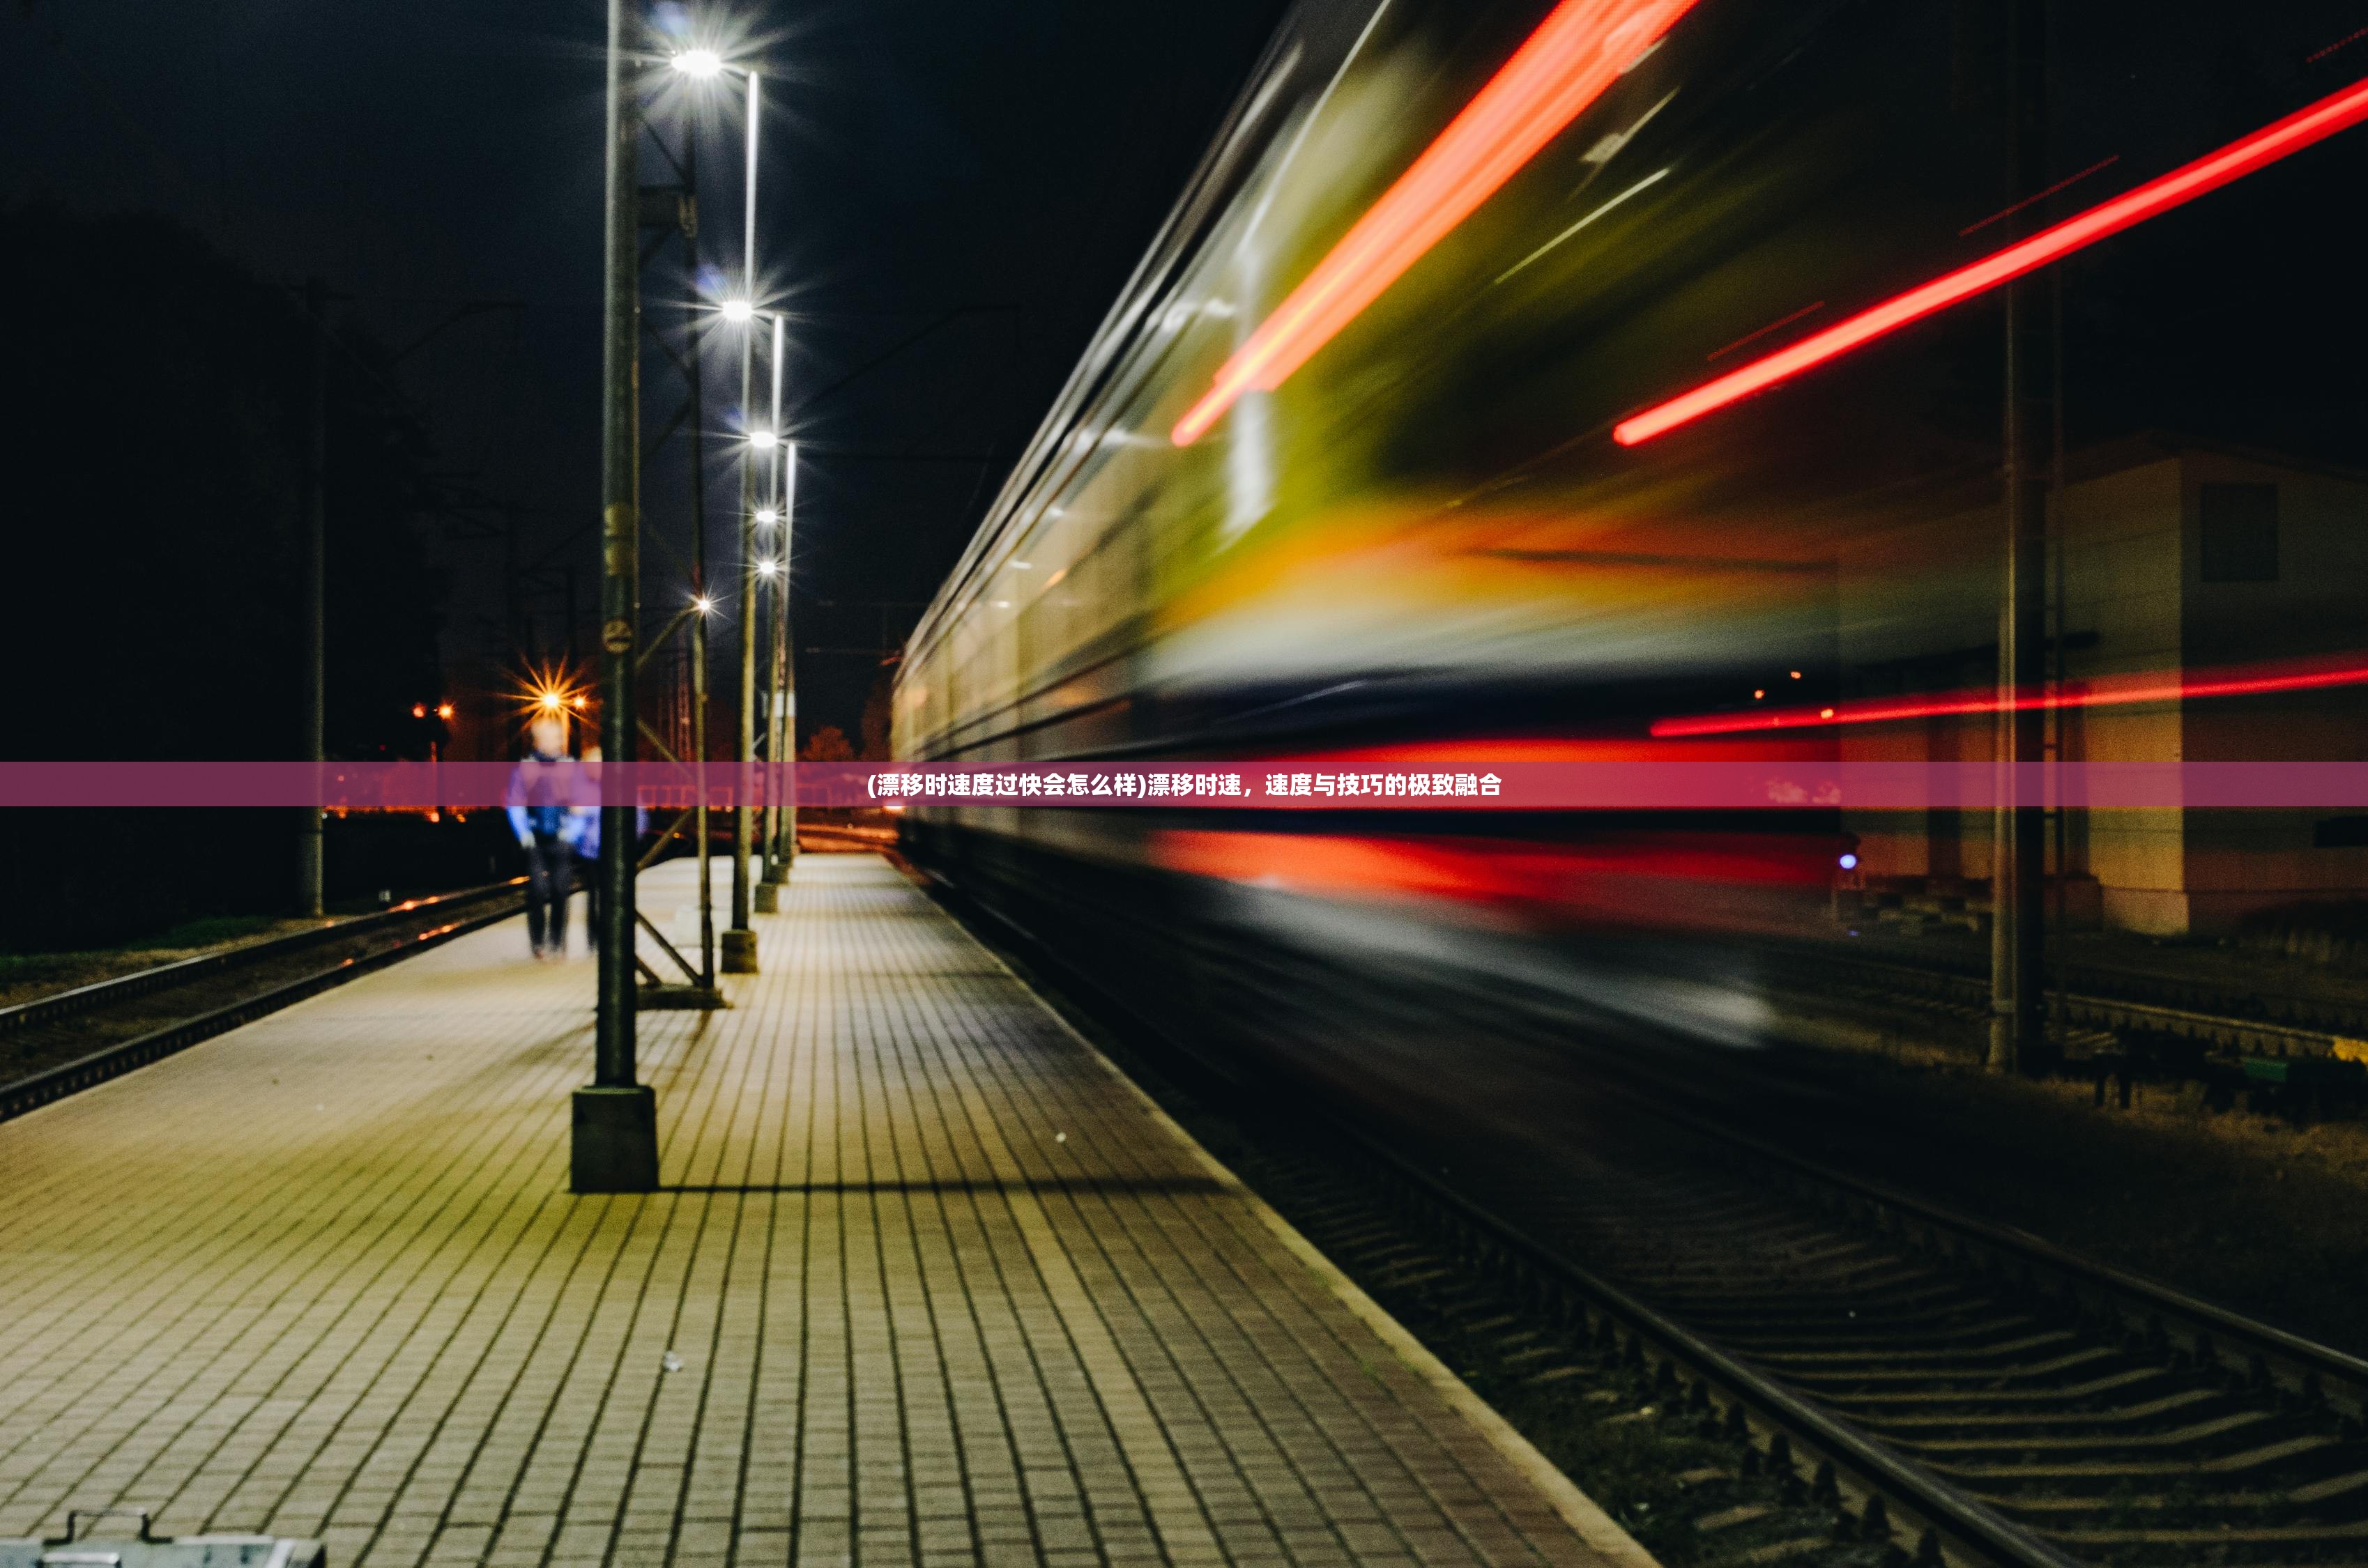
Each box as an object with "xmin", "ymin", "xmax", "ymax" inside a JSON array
[{"xmin": 1, "ymin": 0, "xmax": 1285, "ymax": 747}]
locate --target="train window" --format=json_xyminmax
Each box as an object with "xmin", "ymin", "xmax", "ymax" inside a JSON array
[{"xmin": 2199, "ymin": 484, "xmax": 2278, "ymax": 584}]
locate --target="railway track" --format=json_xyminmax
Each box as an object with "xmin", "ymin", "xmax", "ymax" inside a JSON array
[
  {"xmin": 0, "ymin": 880, "xmax": 525, "ymax": 1123},
  {"xmin": 1769, "ymin": 943, "xmax": 2368, "ymax": 1079},
  {"xmin": 929, "ymin": 854, "xmax": 2368, "ymax": 1568}
]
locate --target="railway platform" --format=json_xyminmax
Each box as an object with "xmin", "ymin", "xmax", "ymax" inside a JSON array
[{"xmin": 0, "ymin": 853, "xmax": 1644, "ymax": 1568}]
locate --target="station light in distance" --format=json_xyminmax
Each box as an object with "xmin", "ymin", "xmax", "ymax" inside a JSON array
[
  {"xmin": 671, "ymin": 49, "xmax": 724, "ymax": 79},
  {"xmin": 1611, "ymin": 71, "xmax": 2368, "ymax": 446},
  {"xmin": 1170, "ymin": 0, "xmax": 1702, "ymax": 447},
  {"xmin": 747, "ymin": 428, "xmax": 779, "ymax": 450},
  {"xmin": 719, "ymin": 299, "xmax": 755, "ymax": 324},
  {"xmin": 754, "ymin": 507, "xmax": 778, "ymax": 525}
]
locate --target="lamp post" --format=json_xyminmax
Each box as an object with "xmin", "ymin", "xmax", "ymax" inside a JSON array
[
  {"xmin": 721, "ymin": 64, "xmax": 764, "ymax": 974},
  {"xmin": 756, "ymin": 312, "xmax": 790, "ymax": 911},
  {"xmin": 770, "ymin": 429, "xmax": 797, "ymax": 879},
  {"xmin": 298, "ymin": 275, "xmax": 328, "ymax": 919},
  {"xmin": 575, "ymin": 0, "xmax": 659, "ymax": 1193}
]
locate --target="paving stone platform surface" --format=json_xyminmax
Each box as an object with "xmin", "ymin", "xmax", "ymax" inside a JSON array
[{"xmin": 0, "ymin": 854, "xmax": 1640, "ymax": 1568}]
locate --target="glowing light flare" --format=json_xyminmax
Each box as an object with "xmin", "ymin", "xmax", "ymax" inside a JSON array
[
  {"xmin": 1170, "ymin": 0, "xmax": 1701, "ymax": 447},
  {"xmin": 754, "ymin": 507, "xmax": 779, "ymax": 525},
  {"xmin": 515, "ymin": 666, "xmax": 589, "ymax": 725},
  {"xmin": 1613, "ymin": 72, "xmax": 2368, "ymax": 446},
  {"xmin": 671, "ymin": 48, "xmax": 724, "ymax": 78},
  {"xmin": 719, "ymin": 299, "xmax": 754, "ymax": 324},
  {"xmin": 436, "ymin": 703, "xmax": 454, "ymax": 720},
  {"xmin": 747, "ymin": 429, "xmax": 778, "ymax": 450},
  {"xmin": 1649, "ymin": 652, "xmax": 2368, "ymax": 737}
]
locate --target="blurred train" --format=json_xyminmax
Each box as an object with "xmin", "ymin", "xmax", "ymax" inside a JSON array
[{"xmin": 893, "ymin": 0, "xmax": 2368, "ymax": 994}]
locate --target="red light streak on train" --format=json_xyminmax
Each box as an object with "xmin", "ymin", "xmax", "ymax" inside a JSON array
[
  {"xmin": 1612, "ymin": 75, "xmax": 2368, "ymax": 446},
  {"xmin": 1148, "ymin": 828, "xmax": 1819, "ymax": 905},
  {"xmin": 1649, "ymin": 652, "xmax": 2368, "ymax": 738},
  {"xmin": 1172, "ymin": 0, "xmax": 1701, "ymax": 447}
]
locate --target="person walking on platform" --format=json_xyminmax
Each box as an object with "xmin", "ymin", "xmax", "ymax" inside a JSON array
[{"xmin": 505, "ymin": 716, "xmax": 578, "ymax": 960}]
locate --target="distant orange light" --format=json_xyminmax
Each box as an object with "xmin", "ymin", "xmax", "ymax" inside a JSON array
[
  {"xmin": 436, "ymin": 703, "xmax": 454, "ymax": 720},
  {"xmin": 570, "ymin": 695, "xmax": 587, "ymax": 709},
  {"xmin": 539, "ymin": 691, "xmax": 563, "ymax": 712},
  {"xmin": 1171, "ymin": 0, "xmax": 1699, "ymax": 446},
  {"xmin": 1613, "ymin": 73, "xmax": 2368, "ymax": 445},
  {"xmin": 412, "ymin": 704, "xmax": 427, "ymax": 718}
]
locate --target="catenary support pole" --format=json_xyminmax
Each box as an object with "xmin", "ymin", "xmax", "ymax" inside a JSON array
[
  {"xmin": 1989, "ymin": 0, "xmax": 2052, "ymax": 1073},
  {"xmin": 575, "ymin": 0, "xmax": 659, "ymax": 1192},
  {"xmin": 723, "ymin": 67, "xmax": 762, "ymax": 973},
  {"xmin": 298, "ymin": 275, "xmax": 327, "ymax": 919}
]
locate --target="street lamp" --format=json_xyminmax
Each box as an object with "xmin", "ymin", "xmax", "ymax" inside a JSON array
[
  {"xmin": 752, "ymin": 311, "xmax": 797, "ymax": 907},
  {"xmin": 663, "ymin": 42, "xmax": 775, "ymax": 958},
  {"xmin": 718, "ymin": 61, "xmax": 765, "ymax": 970},
  {"xmin": 576, "ymin": 0, "xmax": 659, "ymax": 1193},
  {"xmin": 767, "ymin": 436, "xmax": 800, "ymax": 879}
]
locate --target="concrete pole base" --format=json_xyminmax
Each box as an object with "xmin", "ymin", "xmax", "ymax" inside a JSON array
[
  {"xmin": 753, "ymin": 882, "xmax": 780, "ymax": 914},
  {"xmin": 570, "ymin": 1085, "xmax": 659, "ymax": 1192},
  {"xmin": 761, "ymin": 861, "xmax": 788, "ymax": 886},
  {"xmin": 720, "ymin": 928, "xmax": 760, "ymax": 973}
]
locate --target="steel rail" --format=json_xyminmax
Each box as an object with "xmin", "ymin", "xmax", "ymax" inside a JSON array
[
  {"xmin": 0, "ymin": 885, "xmax": 525, "ymax": 1125},
  {"xmin": 1627, "ymin": 1087, "xmax": 2368, "ymax": 1433},
  {"xmin": 0, "ymin": 879, "xmax": 526, "ymax": 1036}
]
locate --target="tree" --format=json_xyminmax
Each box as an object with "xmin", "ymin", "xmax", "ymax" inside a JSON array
[{"xmin": 799, "ymin": 725, "xmax": 856, "ymax": 762}]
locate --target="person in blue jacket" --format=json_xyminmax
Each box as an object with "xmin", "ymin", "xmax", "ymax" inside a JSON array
[{"xmin": 505, "ymin": 716, "xmax": 578, "ymax": 960}]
